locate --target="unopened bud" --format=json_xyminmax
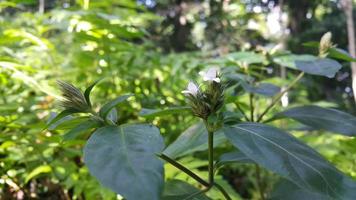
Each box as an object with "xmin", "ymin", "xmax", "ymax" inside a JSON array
[
  {"xmin": 319, "ymin": 32, "xmax": 334, "ymax": 57},
  {"xmin": 57, "ymin": 80, "xmax": 90, "ymax": 112}
]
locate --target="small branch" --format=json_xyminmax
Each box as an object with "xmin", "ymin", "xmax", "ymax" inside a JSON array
[
  {"xmin": 214, "ymin": 183, "xmax": 233, "ymax": 200},
  {"xmin": 257, "ymin": 72, "xmax": 304, "ymax": 122},
  {"xmin": 157, "ymin": 154, "xmax": 209, "ymax": 187},
  {"xmin": 236, "ymin": 102, "xmax": 250, "ymax": 121}
]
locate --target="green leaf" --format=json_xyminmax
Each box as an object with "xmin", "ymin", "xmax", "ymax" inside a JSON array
[
  {"xmin": 273, "ymin": 55, "xmax": 342, "ymax": 78},
  {"xmin": 163, "ymin": 122, "xmax": 226, "ymax": 159},
  {"xmin": 270, "ymin": 180, "xmax": 331, "ymax": 200},
  {"xmin": 329, "ymin": 48, "xmax": 356, "ymax": 62},
  {"xmin": 63, "ymin": 119, "xmax": 101, "ymax": 141},
  {"xmin": 223, "ymin": 122, "xmax": 356, "ymax": 199},
  {"xmin": 106, "ymin": 108, "xmax": 118, "ymax": 124},
  {"xmin": 273, "ymin": 54, "xmax": 315, "ymax": 69},
  {"xmin": 99, "ymin": 94, "xmax": 132, "ymax": 119},
  {"xmin": 295, "ymin": 58, "xmax": 341, "ymax": 78},
  {"xmin": 242, "ymin": 82, "xmax": 280, "ymax": 97},
  {"xmin": 272, "ymin": 105, "xmax": 356, "ymax": 136},
  {"xmin": 139, "ymin": 106, "xmax": 191, "ymax": 118},
  {"xmin": 162, "ymin": 180, "xmax": 210, "ymax": 200},
  {"xmin": 46, "ymin": 109, "xmax": 79, "ymax": 129},
  {"xmin": 84, "ymin": 79, "xmax": 102, "ymax": 107},
  {"xmin": 215, "ymin": 151, "xmax": 254, "ymax": 169},
  {"xmin": 25, "ymin": 165, "xmax": 52, "ymax": 183},
  {"xmin": 84, "ymin": 124, "xmax": 164, "ymax": 200}
]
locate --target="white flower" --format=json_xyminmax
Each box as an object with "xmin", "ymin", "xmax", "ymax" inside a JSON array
[
  {"xmin": 199, "ymin": 67, "xmax": 220, "ymax": 83},
  {"xmin": 182, "ymin": 82, "xmax": 199, "ymax": 96}
]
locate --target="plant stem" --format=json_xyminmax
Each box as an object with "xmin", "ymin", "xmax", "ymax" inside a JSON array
[
  {"xmin": 236, "ymin": 102, "xmax": 250, "ymax": 121},
  {"xmin": 257, "ymin": 72, "xmax": 304, "ymax": 122},
  {"xmin": 157, "ymin": 154, "xmax": 209, "ymax": 187},
  {"xmin": 249, "ymin": 93, "xmax": 254, "ymax": 122},
  {"xmin": 208, "ymin": 130, "xmax": 214, "ymax": 185},
  {"xmin": 214, "ymin": 183, "xmax": 232, "ymax": 200},
  {"xmin": 255, "ymin": 164, "xmax": 265, "ymax": 200}
]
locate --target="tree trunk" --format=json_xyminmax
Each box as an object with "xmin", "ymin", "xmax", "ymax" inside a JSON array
[{"xmin": 341, "ymin": 0, "xmax": 356, "ymax": 102}]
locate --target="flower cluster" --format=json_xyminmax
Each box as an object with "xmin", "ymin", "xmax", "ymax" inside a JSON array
[{"xmin": 182, "ymin": 67, "xmax": 224, "ymax": 120}]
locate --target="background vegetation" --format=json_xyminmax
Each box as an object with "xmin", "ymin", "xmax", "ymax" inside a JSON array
[{"xmin": 0, "ymin": 0, "xmax": 355, "ymax": 199}]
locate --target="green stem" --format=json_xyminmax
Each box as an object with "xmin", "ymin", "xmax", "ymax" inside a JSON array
[
  {"xmin": 257, "ymin": 72, "xmax": 304, "ymax": 122},
  {"xmin": 214, "ymin": 183, "xmax": 232, "ymax": 200},
  {"xmin": 255, "ymin": 164, "xmax": 265, "ymax": 200},
  {"xmin": 249, "ymin": 93, "xmax": 254, "ymax": 122},
  {"xmin": 157, "ymin": 154, "xmax": 209, "ymax": 187},
  {"xmin": 208, "ymin": 130, "xmax": 214, "ymax": 185},
  {"xmin": 235, "ymin": 102, "xmax": 250, "ymax": 121}
]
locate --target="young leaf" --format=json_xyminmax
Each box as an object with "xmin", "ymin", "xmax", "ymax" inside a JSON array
[
  {"xmin": 84, "ymin": 79, "xmax": 103, "ymax": 107},
  {"xmin": 98, "ymin": 94, "xmax": 132, "ymax": 119},
  {"xmin": 105, "ymin": 108, "xmax": 118, "ymax": 124},
  {"xmin": 272, "ymin": 105, "xmax": 356, "ymax": 136},
  {"xmin": 329, "ymin": 48, "xmax": 356, "ymax": 62},
  {"xmin": 162, "ymin": 179, "xmax": 210, "ymax": 200},
  {"xmin": 163, "ymin": 122, "xmax": 226, "ymax": 159},
  {"xmin": 62, "ymin": 119, "xmax": 101, "ymax": 141},
  {"xmin": 46, "ymin": 109, "xmax": 79, "ymax": 129},
  {"xmin": 223, "ymin": 122, "xmax": 356, "ymax": 199},
  {"xmin": 84, "ymin": 124, "xmax": 164, "ymax": 200}
]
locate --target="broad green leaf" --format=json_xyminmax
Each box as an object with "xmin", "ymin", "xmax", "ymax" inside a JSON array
[
  {"xmin": 84, "ymin": 79, "xmax": 102, "ymax": 107},
  {"xmin": 139, "ymin": 106, "xmax": 191, "ymax": 118},
  {"xmin": 295, "ymin": 58, "xmax": 341, "ymax": 78},
  {"xmin": 63, "ymin": 119, "xmax": 101, "ymax": 141},
  {"xmin": 215, "ymin": 151, "xmax": 254, "ymax": 169},
  {"xmin": 273, "ymin": 54, "xmax": 315, "ymax": 69},
  {"xmin": 272, "ymin": 105, "xmax": 356, "ymax": 136},
  {"xmin": 98, "ymin": 94, "xmax": 132, "ymax": 119},
  {"xmin": 25, "ymin": 165, "xmax": 52, "ymax": 183},
  {"xmin": 242, "ymin": 82, "xmax": 280, "ymax": 97},
  {"xmin": 224, "ymin": 122, "xmax": 356, "ymax": 199},
  {"xmin": 163, "ymin": 122, "xmax": 226, "ymax": 159},
  {"xmin": 162, "ymin": 179, "xmax": 210, "ymax": 200},
  {"xmin": 84, "ymin": 124, "xmax": 164, "ymax": 200},
  {"xmin": 273, "ymin": 55, "xmax": 341, "ymax": 78},
  {"xmin": 270, "ymin": 180, "xmax": 331, "ymax": 200}
]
